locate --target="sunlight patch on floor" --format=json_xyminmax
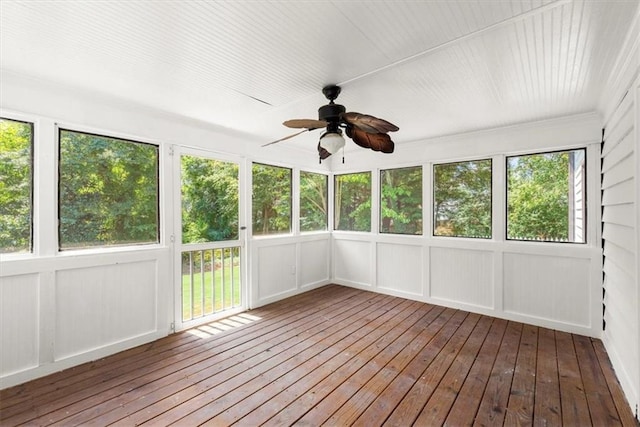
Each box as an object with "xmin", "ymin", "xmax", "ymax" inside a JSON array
[{"xmin": 187, "ymin": 313, "xmax": 262, "ymax": 339}]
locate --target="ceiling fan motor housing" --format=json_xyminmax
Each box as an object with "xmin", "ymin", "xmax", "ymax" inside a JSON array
[{"xmin": 318, "ymin": 103, "xmax": 346, "ymax": 128}]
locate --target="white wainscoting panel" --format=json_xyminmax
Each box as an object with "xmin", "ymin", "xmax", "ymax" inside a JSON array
[
  {"xmin": 299, "ymin": 238, "xmax": 330, "ymax": 288},
  {"xmin": 377, "ymin": 243, "xmax": 423, "ymax": 297},
  {"xmin": 54, "ymin": 261, "xmax": 157, "ymax": 360},
  {"xmin": 503, "ymin": 252, "xmax": 591, "ymax": 327},
  {"xmin": 333, "ymin": 239, "xmax": 372, "ymax": 288},
  {"xmin": 256, "ymin": 243, "xmax": 297, "ymax": 301},
  {"xmin": 430, "ymin": 247, "xmax": 494, "ymax": 309},
  {"xmin": 0, "ymin": 274, "xmax": 39, "ymax": 377}
]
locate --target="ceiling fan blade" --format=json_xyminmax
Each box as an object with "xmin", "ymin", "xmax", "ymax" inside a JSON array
[
  {"xmin": 346, "ymin": 126, "xmax": 394, "ymax": 153},
  {"xmin": 262, "ymin": 129, "xmax": 310, "ymax": 147},
  {"xmin": 283, "ymin": 119, "xmax": 328, "ymax": 129},
  {"xmin": 317, "ymin": 142, "xmax": 332, "ymax": 160},
  {"xmin": 342, "ymin": 112, "xmax": 399, "ymax": 134}
]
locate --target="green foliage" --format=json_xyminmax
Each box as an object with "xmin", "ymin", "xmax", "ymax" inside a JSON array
[
  {"xmin": 300, "ymin": 171, "xmax": 327, "ymax": 232},
  {"xmin": 434, "ymin": 160, "xmax": 492, "ymax": 238},
  {"xmin": 380, "ymin": 166, "xmax": 422, "ymax": 234},
  {"xmin": 59, "ymin": 130, "xmax": 159, "ymax": 249},
  {"xmin": 0, "ymin": 118, "xmax": 33, "ymax": 253},
  {"xmin": 252, "ymin": 163, "xmax": 291, "ymax": 235},
  {"xmin": 181, "ymin": 156, "xmax": 238, "ymax": 243},
  {"xmin": 335, "ymin": 172, "xmax": 371, "ymax": 231},
  {"xmin": 507, "ymin": 152, "xmax": 572, "ymax": 241}
]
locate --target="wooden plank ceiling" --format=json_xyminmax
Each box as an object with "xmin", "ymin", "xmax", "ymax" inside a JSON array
[{"xmin": 1, "ymin": 0, "xmax": 638, "ymax": 151}]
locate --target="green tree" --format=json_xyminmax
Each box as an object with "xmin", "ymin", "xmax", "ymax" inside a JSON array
[
  {"xmin": 335, "ymin": 172, "xmax": 371, "ymax": 231},
  {"xmin": 507, "ymin": 152, "xmax": 570, "ymax": 240},
  {"xmin": 59, "ymin": 130, "xmax": 159, "ymax": 249},
  {"xmin": 380, "ymin": 166, "xmax": 422, "ymax": 234},
  {"xmin": 434, "ymin": 160, "xmax": 492, "ymax": 238},
  {"xmin": 0, "ymin": 118, "xmax": 33, "ymax": 253},
  {"xmin": 300, "ymin": 171, "xmax": 327, "ymax": 232},
  {"xmin": 181, "ymin": 156, "xmax": 239, "ymax": 243},
  {"xmin": 252, "ymin": 163, "xmax": 291, "ymax": 235}
]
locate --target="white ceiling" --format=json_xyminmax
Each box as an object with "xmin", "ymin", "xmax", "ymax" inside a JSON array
[{"xmin": 1, "ymin": 0, "xmax": 638, "ymax": 154}]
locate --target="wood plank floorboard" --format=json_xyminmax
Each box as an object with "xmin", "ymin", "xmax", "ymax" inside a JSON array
[
  {"xmin": 504, "ymin": 324, "xmax": 538, "ymax": 426},
  {"xmin": 556, "ymin": 330, "xmax": 593, "ymax": 426},
  {"xmin": 413, "ymin": 315, "xmax": 494, "ymax": 426},
  {"xmin": 0, "ymin": 285, "xmax": 635, "ymax": 427},
  {"xmin": 473, "ymin": 321, "xmax": 523, "ymax": 426},
  {"xmin": 444, "ymin": 318, "xmax": 508, "ymax": 426},
  {"xmin": 533, "ymin": 328, "xmax": 561, "ymax": 427}
]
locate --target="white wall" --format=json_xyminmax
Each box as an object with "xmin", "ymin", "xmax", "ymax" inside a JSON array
[
  {"xmin": 0, "ymin": 72, "xmax": 331, "ymax": 389},
  {"xmin": 599, "ymin": 11, "xmax": 639, "ymax": 418},
  {"xmin": 331, "ymin": 113, "xmax": 604, "ymax": 338}
]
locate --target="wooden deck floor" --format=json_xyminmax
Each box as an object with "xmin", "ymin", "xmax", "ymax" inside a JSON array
[{"xmin": 0, "ymin": 285, "xmax": 636, "ymax": 426}]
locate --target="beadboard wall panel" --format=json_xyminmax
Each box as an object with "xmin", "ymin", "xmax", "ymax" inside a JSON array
[
  {"xmin": 0, "ymin": 274, "xmax": 39, "ymax": 378},
  {"xmin": 251, "ymin": 235, "xmax": 331, "ymax": 307},
  {"xmin": 430, "ymin": 247, "xmax": 493, "ymax": 309},
  {"xmin": 333, "ymin": 238, "xmax": 373, "ymax": 289},
  {"xmin": 255, "ymin": 242, "xmax": 297, "ymax": 303},
  {"xmin": 0, "ymin": 248, "xmax": 172, "ymax": 389},
  {"xmin": 299, "ymin": 238, "xmax": 330, "ymax": 289},
  {"xmin": 54, "ymin": 261, "xmax": 158, "ymax": 360},
  {"xmin": 503, "ymin": 252, "xmax": 591, "ymax": 327},
  {"xmin": 376, "ymin": 242, "xmax": 424, "ymax": 298}
]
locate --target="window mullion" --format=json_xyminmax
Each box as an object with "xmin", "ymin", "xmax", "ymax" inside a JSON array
[
  {"xmin": 493, "ymin": 154, "xmax": 506, "ymax": 242},
  {"xmin": 38, "ymin": 120, "xmax": 58, "ymax": 256}
]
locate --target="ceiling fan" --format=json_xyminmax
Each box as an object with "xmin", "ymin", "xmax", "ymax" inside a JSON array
[{"xmin": 263, "ymin": 85, "xmax": 399, "ymax": 162}]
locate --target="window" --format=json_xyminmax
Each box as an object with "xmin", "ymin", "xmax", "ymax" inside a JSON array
[
  {"xmin": 334, "ymin": 172, "xmax": 371, "ymax": 232},
  {"xmin": 300, "ymin": 171, "xmax": 328, "ymax": 232},
  {"xmin": 0, "ymin": 118, "xmax": 33, "ymax": 254},
  {"xmin": 380, "ymin": 166, "xmax": 422, "ymax": 235},
  {"xmin": 507, "ymin": 149, "xmax": 586, "ymax": 243},
  {"xmin": 58, "ymin": 129, "xmax": 159, "ymax": 250},
  {"xmin": 252, "ymin": 163, "xmax": 291, "ymax": 235},
  {"xmin": 433, "ymin": 159, "xmax": 492, "ymax": 238},
  {"xmin": 181, "ymin": 155, "xmax": 239, "ymax": 243}
]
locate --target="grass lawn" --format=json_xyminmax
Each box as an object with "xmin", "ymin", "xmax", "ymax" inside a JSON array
[{"xmin": 182, "ymin": 264, "xmax": 241, "ymax": 321}]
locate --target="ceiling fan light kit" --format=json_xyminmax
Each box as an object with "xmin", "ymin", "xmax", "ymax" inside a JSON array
[
  {"xmin": 319, "ymin": 130, "xmax": 345, "ymax": 154},
  {"xmin": 264, "ymin": 85, "xmax": 399, "ymax": 162}
]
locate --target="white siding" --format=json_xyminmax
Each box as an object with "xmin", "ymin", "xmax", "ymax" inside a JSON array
[
  {"xmin": 601, "ymin": 80, "xmax": 639, "ymax": 416},
  {"xmin": 572, "ymin": 152, "xmax": 586, "ymax": 242}
]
